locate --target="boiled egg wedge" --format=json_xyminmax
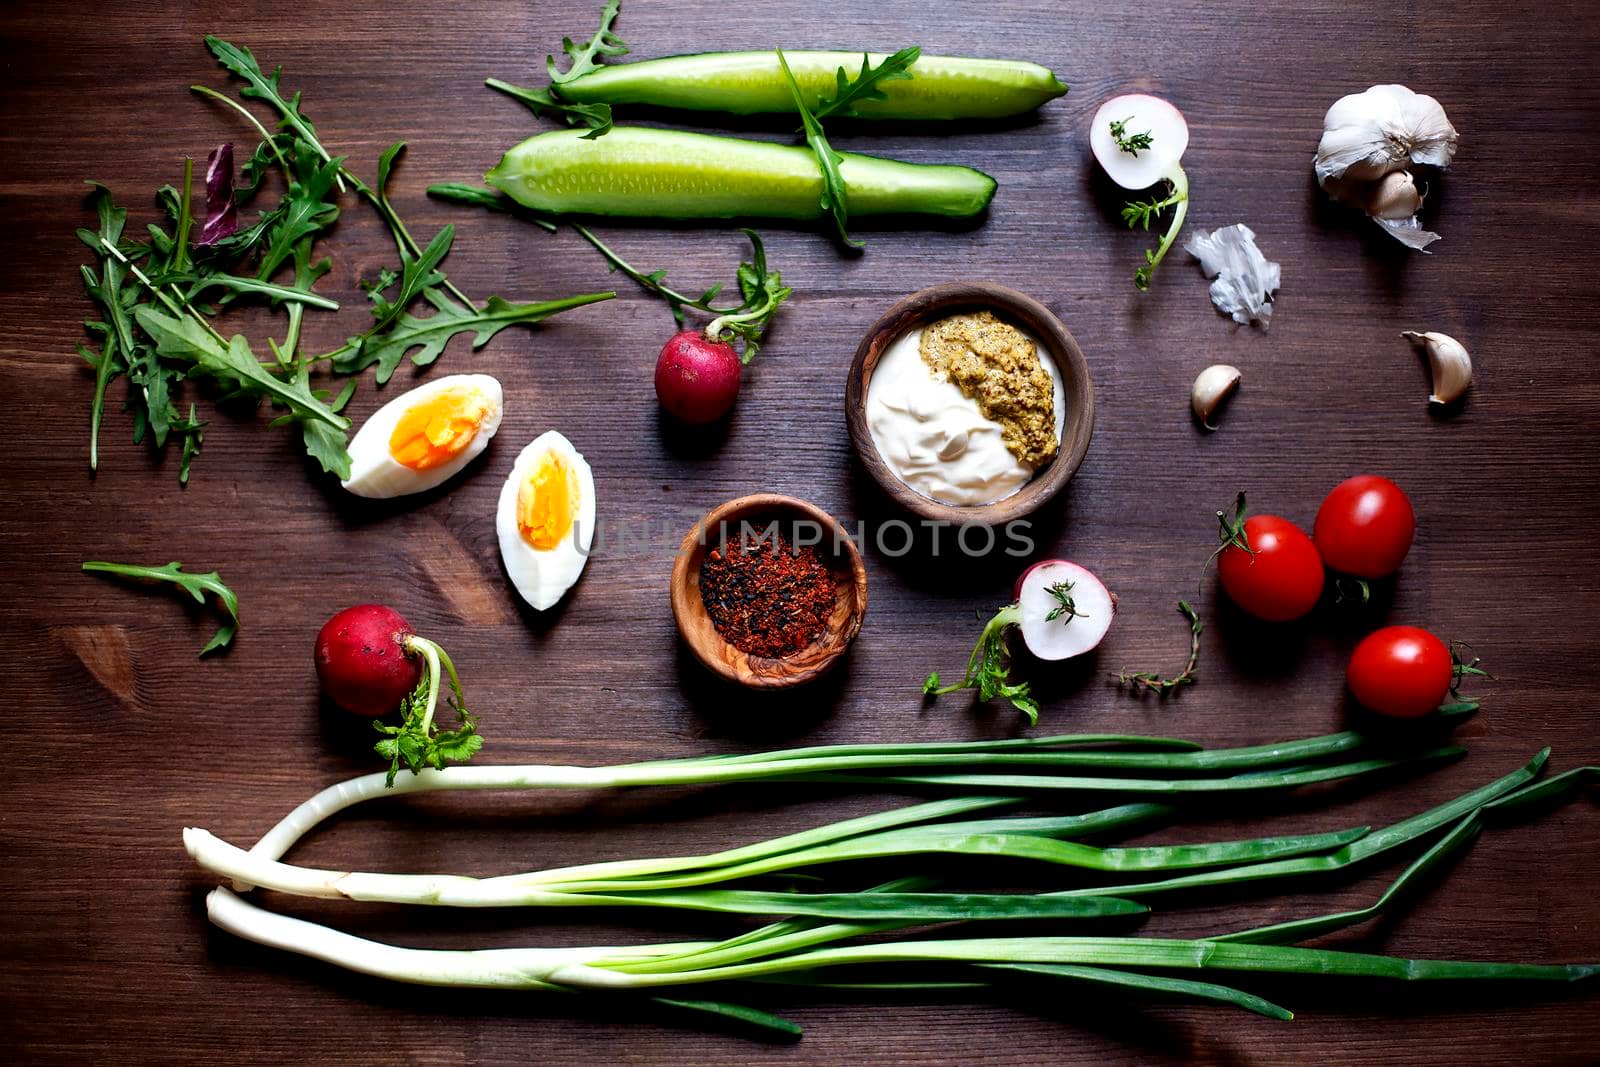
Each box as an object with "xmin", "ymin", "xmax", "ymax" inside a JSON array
[
  {"xmin": 341, "ymin": 374, "xmax": 503, "ymax": 498},
  {"xmin": 496, "ymin": 431, "xmax": 596, "ymax": 610}
]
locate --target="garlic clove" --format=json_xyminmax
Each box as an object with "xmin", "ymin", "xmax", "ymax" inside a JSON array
[
  {"xmin": 1191, "ymin": 364, "xmax": 1242, "ymax": 430},
  {"xmin": 1366, "ymin": 171, "xmax": 1425, "ymax": 220},
  {"xmin": 1402, "ymin": 331, "xmax": 1472, "ymax": 406}
]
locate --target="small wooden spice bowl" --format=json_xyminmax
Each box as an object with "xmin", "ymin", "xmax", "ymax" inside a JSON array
[
  {"xmin": 671, "ymin": 493, "xmax": 868, "ymax": 689},
  {"xmin": 844, "ymin": 282, "xmax": 1095, "ymax": 526}
]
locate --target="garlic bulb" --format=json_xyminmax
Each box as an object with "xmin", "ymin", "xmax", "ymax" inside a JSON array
[
  {"xmin": 1191, "ymin": 364, "xmax": 1241, "ymax": 430},
  {"xmin": 1315, "ymin": 85, "xmax": 1457, "ymax": 250},
  {"xmin": 1402, "ymin": 331, "xmax": 1472, "ymax": 406}
]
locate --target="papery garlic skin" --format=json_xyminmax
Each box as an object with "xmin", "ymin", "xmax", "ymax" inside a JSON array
[
  {"xmin": 1402, "ymin": 331, "xmax": 1472, "ymax": 406},
  {"xmin": 1191, "ymin": 364, "xmax": 1242, "ymax": 430},
  {"xmin": 1186, "ymin": 224, "xmax": 1280, "ymax": 326},
  {"xmin": 1316, "ymin": 85, "xmax": 1457, "ymax": 250}
]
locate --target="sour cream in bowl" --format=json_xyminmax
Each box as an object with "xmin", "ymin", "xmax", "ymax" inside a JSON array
[{"xmin": 845, "ymin": 284, "xmax": 1094, "ymax": 526}]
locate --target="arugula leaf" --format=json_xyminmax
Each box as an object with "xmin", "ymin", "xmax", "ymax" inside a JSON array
[
  {"xmin": 235, "ymin": 134, "xmax": 289, "ymax": 200},
  {"xmin": 546, "ymin": 0, "xmax": 628, "ymax": 85},
  {"xmin": 426, "ymin": 181, "xmax": 560, "ymax": 232},
  {"xmin": 174, "ymin": 404, "xmax": 206, "ymax": 483},
  {"xmin": 486, "ymin": 79, "xmax": 613, "ymax": 138},
  {"xmin": 204, "ymin": 36, "xmax": 338, "ymax": 179},
  {"xmin": 432, "ymin": 184, "xmax": 793, "ymax": 361},
  {"xmin": 256, "ymin": 143, "xmax": 342, "ymax": 281},
  {"xmin": 132, "ymin": 305, "xmax": 350, "ymax": 470},
  {"xmin": 165, "ymin": 271, "xmax": 339, "ymax": 310},
  {"xmin": 777, "ymin": 49, "xmax": 861, "ymax": 250},
  {"xmin": 364, "ymin": 224, "xmax": 452, "ymax": 333},
  {"xmin": 814, "ymin": 47, "xmax": 921, "ymax": 119},
  {"xmin": 82, "ymin": 560, "xmax": 240, "ymax": 655},
  {"xmin": 335, "ymin": 289, "xmax": 615, "ymax": 384},
  {"xmin": 77, "ymin": 183, "xmax": 134, "ymax": 470}
]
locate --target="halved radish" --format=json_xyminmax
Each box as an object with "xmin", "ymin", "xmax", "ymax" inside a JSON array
[
  {"xmin": 1089, "ymin": 92, "xmax": 1192, "ymax": 290},
  {"xmin": 1015, "ymin": 560, "xmax": 1116, "ymax": 661},
  {"xmin": 924, "ymin": 560, "xmax": 1116, "ymax": 725},
  {"xmin": 1089, "ymin": 94, "xmax": 1189, "ymax": 190}
]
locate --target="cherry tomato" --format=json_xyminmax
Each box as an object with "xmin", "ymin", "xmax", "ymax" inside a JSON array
[
  {"xmin": 1217, "ymin": 514, "xmax": 1325, "ymax": 622},
  {"xmin": 1346, "ymin": 625, "xmax": 1453, "ymax": 718},
  {"xmin": 1314, "ymin": 475, "xmax": 1416, "ymax": 579}
]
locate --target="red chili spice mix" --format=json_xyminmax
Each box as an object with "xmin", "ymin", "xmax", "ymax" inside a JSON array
[{"xmin": 699, "ymin": 532, "xmax": 838, "ymax": 657}]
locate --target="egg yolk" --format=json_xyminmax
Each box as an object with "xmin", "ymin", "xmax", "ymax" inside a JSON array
[
  {"xmin": 388, "ymin": 388, "xmax": 492, "ymax": 471},
  {"xmin": 517, "ymin": 452, "xmax": 580, "ymax": 551}
]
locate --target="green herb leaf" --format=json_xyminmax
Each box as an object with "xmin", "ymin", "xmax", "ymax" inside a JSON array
[
  {"xmin": 78, "ymin": 182, "xmax": 135, "ymax": 470},
  {"xmin": 256, "ymin": 143, "xmax": 342, "ymax": 281},
  {"xmin": 486, "ymin": 79, "xmax": 613, "ymax": 138},
  {"xmin": 814, "ymin": 47, "xmax": 921, "ymax": 120},
  {"xmin": 364, "ymin": 224, "xmax": 452, "ymax": 332},
  {"xmin": 546, "ymin": 0, "xmax": 628, "ymax": 85},
  {"xmin": 1109, "ymin": 116, "xmax": 1155, "ymax": 156},
  {"xmin": 235, "ymin": 134, "xmax": 290, "ymax": 201},
  {"xmin": 204, "ymin": 36, "xmax": 337, "ymax": 178},
  {"xmin": 371, "ymin": 642, "xmax": 482, "ymax": 786},
  {"xmin": 336, "ymin": 289, "xmax": 615, "ymax": 384},
  {"xmin": 923, "ymin": 604, "xmax": 1037, "ymax": 723},
  {"xmin": 133, "ymin": 306, "xmax": 345, "ymax": 428},
  {"xmin": 777, "ymin": 49, "xmax": 861, "ymax": 250},
  {"xmin": 82, "ymin": 560, "xmax": 240, "ymax": 655}
]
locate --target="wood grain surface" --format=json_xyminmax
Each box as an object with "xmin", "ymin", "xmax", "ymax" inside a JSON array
[{"xmin": 3, "ymin": 0, "xmax": 1598, "ymax": 1063}]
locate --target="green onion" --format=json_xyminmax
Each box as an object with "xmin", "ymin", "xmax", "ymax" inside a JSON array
[{"xmin": 188, "ymin": 717, "xmax": 1599, "ymax": 1041}]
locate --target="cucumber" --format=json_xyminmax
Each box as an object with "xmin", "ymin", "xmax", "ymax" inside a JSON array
[
  {"xmin": 555, "ymin": 51, "xmax": 1066, "ymax": 120},
  {"xmin": 485, "ymin": 127, "xmax": 997, "ymax": 220}
]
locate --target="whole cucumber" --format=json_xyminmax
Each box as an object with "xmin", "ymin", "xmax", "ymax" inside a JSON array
[
  {"xmin": 485, "ymin": 127, "xmax": 997, "ymax": 220},
  {"xmin": 556, "ymin": 51, "xmax": 1066, "ymax": 120}
]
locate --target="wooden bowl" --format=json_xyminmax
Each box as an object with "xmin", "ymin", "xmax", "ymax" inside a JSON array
[
  {"xmin": 671, "ymin": 494, "xmax": 869, "ymax": 689},
  {"xmin": 845, "ymin": 282, "xmax": 1095, "ymax": 525}
]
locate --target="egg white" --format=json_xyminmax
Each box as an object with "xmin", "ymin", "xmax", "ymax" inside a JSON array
[
  {"xmin": 495, "ymin": 431, "xmax": 597, "ymax": 611},
  {"xmin": 341, "ymin": 374, "xmax": 504, "ymax": 499}
]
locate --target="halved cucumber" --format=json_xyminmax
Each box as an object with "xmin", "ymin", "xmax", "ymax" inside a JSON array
[
  {"xmin": 485, "ymin": 127, "xmax": 997, "ymax": 220},
  {"xmin": 557, "ymin": 51, "xmax": 1067, "ymax": 120}
]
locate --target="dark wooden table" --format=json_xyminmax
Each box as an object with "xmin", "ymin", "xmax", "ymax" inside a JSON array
[{"xmin": 4, "ymin": 1, "xmax": 1597, "ymax": 1062}]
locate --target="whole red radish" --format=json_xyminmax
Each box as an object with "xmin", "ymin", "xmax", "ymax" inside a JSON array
[
  {"xmin": 315, "ymin": 605, "xmax": 422, "ymax": 716},
  {"xmin": 655, "ymin": 329, "xmax": 743, "ymax": 424},
  {"xmin": 314, "ymin": 605, "xmax": 484, "ymax": 786},
  {"xmin": 1212, "ymin": 492, "xmax": 1324, "ymax": 622}
]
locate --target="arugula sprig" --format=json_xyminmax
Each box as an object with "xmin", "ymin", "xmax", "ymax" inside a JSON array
[
  {"xmin": 371, "ymin": 635, "xmax": 482, "ymax": 787},
  {"xmin": 777, "ymin": 49, "xmax": 860, "ymax": 250},
  {"xmin": 547, "ymin": 0, "xmax": 628, "ymax": 84},
  {"xmin": 77, "ymin": 37, "xmax": 611, "ymax": 484},
  {"xmin": 775, "ymin": 47, "xmax": 923, "ymax": 249},
  {"xmin": 81, "ymin": 560, "xmax": 240, "ymax": 655},
  {"xmin": 485, "ymin": 0, "xmax": 626, "ymax": 137},
  {"xmin": 813, "ymin": 47, "xmax": 921, "ymax": 119},
  {"xmin": 427, "ymin": 183, "xmax": 789, "ymax": 363}
]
